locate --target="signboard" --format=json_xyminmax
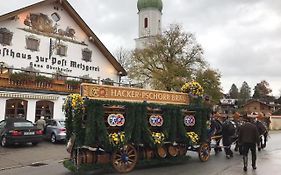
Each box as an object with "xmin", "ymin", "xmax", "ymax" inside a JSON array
[{"xmin": 81, "ymin": 84, "xmax": 189, "ymax": 105}]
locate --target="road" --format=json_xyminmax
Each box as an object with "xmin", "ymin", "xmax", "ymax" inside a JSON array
[{"xmin": 0, "ymin": 131, "xmax": 281, "ymax": 175}]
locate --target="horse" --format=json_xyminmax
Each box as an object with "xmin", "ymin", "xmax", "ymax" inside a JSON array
[
  {"xmin": 221, "ymin": 119, "xmax": 240, "ymax": 158},
  {"xmin": 255, "ymin": 120, "xmax": 268, "ymax": 150},
  {"xmin": 208, "ymin": 118, "xmax": 223, "ymax": 153}
]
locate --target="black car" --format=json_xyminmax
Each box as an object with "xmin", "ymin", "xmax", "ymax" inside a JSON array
[{"xmin": 0, "ymin": 118, "xmax": 43, "ymax": 147}]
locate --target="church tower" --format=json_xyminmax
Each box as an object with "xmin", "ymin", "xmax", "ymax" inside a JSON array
[{"xmin": 135, "ymin": 0, "xmax": 163, "ymax": 49}]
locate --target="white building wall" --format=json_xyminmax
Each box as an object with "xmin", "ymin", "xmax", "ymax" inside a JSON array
[
  {"xmin": 53, "ymin": 95, "xmax": 67, "ymax": 120},
  {"xmin": 0, "ymin": 2, "xmax": 123, "ymax": 122},
  {"xmin": 0, "ymin": 3, "xmax": 119, "ymax": 82},
  {"xmin": 26, "ymin": 99, "xmax": 36, "ymax": 122},
  {"xmin": 0, "ymin": 98, "xmax": 6, "ymax": 121}
]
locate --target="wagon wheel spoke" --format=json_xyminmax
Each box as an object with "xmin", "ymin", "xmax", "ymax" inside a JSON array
[
  {"xmin": 198, "ymin": 143, "xmax": 210, "ymax": 162},
  {"xmin": 112, "ymin": 144, "xmax": 138, "ymax": 173},
  {"xmin": 128, "ymin": 154, "xmax": 136, "ymax": 158}
]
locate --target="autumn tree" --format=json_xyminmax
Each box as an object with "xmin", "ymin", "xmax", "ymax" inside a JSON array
[
  {"xmin": 229, "ymin": 84, "xmax": 239, "ymax": 99},
  {"xmin": 195, "ymin": 68, "xmax": 222, "ymax": 103},
  {"xmin": 128, "ymin": 24, "xmax": 206, "ymax": 91},
  {"xmin": 253, "ymin": 80, "xmax": 272, "ymax": 99},
  {"xmin": 239, "ymin": 81, "xmax": 251, "ymax": 104}
]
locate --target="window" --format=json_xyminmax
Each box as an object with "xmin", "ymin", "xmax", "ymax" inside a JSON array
[
  {"xmin": 26, "ymin": 36, "xmax": 40, "ymax": 51},
  {"xmin": 82, "ymin": 48, "xmax": 92, "ymax": 62},
  {"xmin": 51, "ymin": 12, "xmax": 60, "ymax": 22},
  {"xmin": 0, "ymin": 28, "xmax": 13, "ymax": 46},
  {"xmin": 144, "ymin": 18, "xmax": 148, "ymax": 28},
  {"xmin": 14, "ymin": 122, "xmax": 34, "ymax": 127},
  {"xmin": 35, "ymin": 101, "xmax": 54, "ymax": 121},
  {"xmin": 56, "ymin": 44, "xmax": 67, "ymax": 56},
  {"xmin": 5, "ymin": 99, "xmax": 28, "ymax": 119}
]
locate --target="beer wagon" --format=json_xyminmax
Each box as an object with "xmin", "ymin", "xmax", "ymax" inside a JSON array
[{"xmin": 64, "ymin": 83, "xmax": 211, "ymax": 173}]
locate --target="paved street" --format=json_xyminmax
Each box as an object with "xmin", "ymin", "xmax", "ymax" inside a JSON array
[
  {"xmin": 0, "ymin": 131, "xmax": 281, "ymax": 175},
  {"xmin": 0, "ymin": 141, "xmax": 68, "ymax": 172}
]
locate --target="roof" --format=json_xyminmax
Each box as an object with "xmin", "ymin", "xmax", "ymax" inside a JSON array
[
  {"xmin": 137, "ymin": 0, "xmax": 163, "ymax": 12},
  {"xmin": 0, "ymin": 0, "xmax": 127, "ymax": 76},
  {"xmin": 243, "ymin": 99, "xmax": 271, "ymax": 107}
]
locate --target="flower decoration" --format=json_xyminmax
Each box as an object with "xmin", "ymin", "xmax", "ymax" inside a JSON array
[
  {"xmin": 151, "ymin": 132, "xmax": 165, "ymax": 145},
  {"xmin": 109, "ymin": 131, "xmax": 125, "ymax": 146},
  {"xmin": 186, "ymin": 132, "xmax": 199, "ymax": 144},
  {"xmin": 181, "ymin": 81, "xmax": 204, "ymax": 97},
  {"xmin": 63, "ymin": 94, "xmax": 84, "ymax": 113}
]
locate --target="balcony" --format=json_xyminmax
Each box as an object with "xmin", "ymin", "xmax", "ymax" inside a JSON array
[
  {"xmin": 0, "ymin": 68, "xmax": 93, "ymax": 94},
  {"xmin": 0, "ymin": 65, "xmax": 143, "ymax": 94}
]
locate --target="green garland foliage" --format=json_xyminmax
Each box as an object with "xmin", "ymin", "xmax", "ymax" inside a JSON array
[
  {"xmin": 64, "ymin": 98, "xmax": 210, "ymax": 149},
  {"xmin": 84, "ymin": 100, "xmax": 111, "ymax": 150},
  {"xmin": 64, "ymin": 97, "xmax": 73, "ymax": 141}
]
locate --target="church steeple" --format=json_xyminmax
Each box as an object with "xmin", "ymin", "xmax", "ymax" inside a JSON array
[{"xmin": 135, "ymin": 0, "xmax": 163, "ymax": 49}]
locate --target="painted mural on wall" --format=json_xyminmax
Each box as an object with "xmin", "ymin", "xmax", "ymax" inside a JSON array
[{"xmin": 21, "ymin": 12, "xmax": 84, "ymax": 45}]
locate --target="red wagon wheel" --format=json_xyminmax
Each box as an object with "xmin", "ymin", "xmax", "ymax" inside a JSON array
[
  {"xmin": 198, "ymin": 143, "xmax": 211, "ymax": 162},
  {"xmin": 112, "ymin": 144, "xmax": 138, "ymax": 173}
]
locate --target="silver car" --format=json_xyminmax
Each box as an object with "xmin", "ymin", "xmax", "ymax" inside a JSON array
[{"xmin": 45, "ymin": 119, "xmax": 66, "ymax": 143}]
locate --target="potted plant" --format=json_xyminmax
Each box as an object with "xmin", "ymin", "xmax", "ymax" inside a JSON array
[
  {"xmin": 65, "ymin": 79, "xmax": 81, "ymax": 87},
  {"xmin": 10, "ymin": 72, "xmax": 34, "ymax": 82},
  {"xmin": 35, "ymin": 75, "xmax": 53, "ymax": 83}
]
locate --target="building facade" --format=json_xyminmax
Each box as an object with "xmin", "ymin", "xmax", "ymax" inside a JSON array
[
  {"xmin": 243, "ymin": 99, "xmax": 272, "ymax": 115},
  {"xmin": 135, "ymin": 0, "xmax": 163, "ymax": 49},
  {"xmin": 0, "ymin": 0, "xmax": 126, "ymax": 122}
]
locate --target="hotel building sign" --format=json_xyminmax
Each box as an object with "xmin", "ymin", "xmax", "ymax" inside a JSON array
[{"xmin": 81, "ymin": 84, "xmax": 189, "ymax": 105}]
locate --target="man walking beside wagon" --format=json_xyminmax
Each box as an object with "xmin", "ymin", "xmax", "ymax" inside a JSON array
[{"xmin": 238, "ymin": 115, "xmax": 260, "ymax": 171}]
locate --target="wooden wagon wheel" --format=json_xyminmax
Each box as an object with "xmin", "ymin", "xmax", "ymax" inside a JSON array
[
  {"xmin": 198, "ymin": 143, "xmax": 211, "ymax": 162},
  {"xmin": 112, "ymin": 144, "xmax": 138, "ymax": 173}
]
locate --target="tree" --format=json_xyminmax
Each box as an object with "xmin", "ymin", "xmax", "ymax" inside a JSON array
[
  {"xmin": 229, "ymin": 84, "xmax": 239, "ymax": 99},
  {"xmin": 128, "ymin": 24, "xmax": 206, "ymax": 91},
  {"xmin": 114, "ymin": 47, "xmax": 131, "ymax": 71},
  {"xmin": 253, "ymin": 80, "xmax": 272, "ymax": 99},
  {"xmin": 195, "ymin": 68, "xmax": 223, "ymax": 103},
  {"xmin": 239, "ymin": 81, "xmax": 251, "ymax": 104}
]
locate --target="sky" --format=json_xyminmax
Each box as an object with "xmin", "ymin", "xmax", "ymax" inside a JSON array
[{"xmin": 1, "ymin": 0, "xmax": 281, "ymax": 96}]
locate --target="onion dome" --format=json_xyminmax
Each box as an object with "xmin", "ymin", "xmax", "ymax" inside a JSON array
[{"xmin": 137, "ymin": 0, "xmax": 163, "ymax": 12}]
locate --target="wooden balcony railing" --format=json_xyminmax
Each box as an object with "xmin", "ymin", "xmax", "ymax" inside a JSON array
[{"xmin": 0, "ymin": 76, "xmax": 80, "ymax": 93}]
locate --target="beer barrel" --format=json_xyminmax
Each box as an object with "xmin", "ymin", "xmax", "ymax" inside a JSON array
[{"xmin": 168, "ymin": 145, "xmax": 179, "ymax": 157}]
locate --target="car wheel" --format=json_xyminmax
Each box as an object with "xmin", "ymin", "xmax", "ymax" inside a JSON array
[
  {"xmin": 1, "ymin": 136, "xmax": 8, "ymax": 147},
  {"xmin": 51, "ymin": 133, "xmax": 57, "ymax": 143}
]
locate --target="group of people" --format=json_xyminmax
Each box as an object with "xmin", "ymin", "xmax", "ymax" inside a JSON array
[{"xmin": 209, "ymin": 112, "xmax": 269, "ymax": 172}]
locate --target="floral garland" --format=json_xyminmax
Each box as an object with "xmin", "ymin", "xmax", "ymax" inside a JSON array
[
  {"xmin": 151, "ymin": 132, "xmax": 165, "ymax": 145},
  {"xmin": 63, "ymin": 94, "xmax": 84, "ymax": 113},
  {"xmin": 109, "ymin": 131, "xmax": 125, "ymax": 146},
  {"xmin": 186, "ymin": 132, "xmax": 199, "ymax": 144},
  {"xmin": 181, "ymin": 81, "xmax": 204, "ymax": 97}
]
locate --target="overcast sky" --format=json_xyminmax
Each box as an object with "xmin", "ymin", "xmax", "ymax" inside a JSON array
[{"xmin": 1, "ymin": 0, "xmax": 281, "ymax": 96}]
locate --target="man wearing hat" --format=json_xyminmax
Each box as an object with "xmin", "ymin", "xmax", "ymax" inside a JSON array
[{"xmin": 238, "ymin": 115, "xmax": 260, "ymax": 171}]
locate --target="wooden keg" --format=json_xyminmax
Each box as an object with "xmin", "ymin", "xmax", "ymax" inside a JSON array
[
  {"xmin": 156, "ymin": 146, "xmax": 167, "ymax": 158},
  {"xmin": 168, "ymin": 145, "xmax": 179, "ymax": 157}
]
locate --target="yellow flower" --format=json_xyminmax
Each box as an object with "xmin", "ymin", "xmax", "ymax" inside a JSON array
[
  {"xmin": 186, "ymin": 132, "xmax": 199, "ymax": 144},
  {"xmin": 109, "ymin": 131, "xmax": 125, "ymax": 146}
]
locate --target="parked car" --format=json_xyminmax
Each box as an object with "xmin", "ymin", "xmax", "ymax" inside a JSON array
[
  {"xmin": 45, "ymin": 119, "xmax": 66, "ymax": 143},
  {"xmin": 0, "ymin": 118, "xmax": 43, "ymax": 147}
]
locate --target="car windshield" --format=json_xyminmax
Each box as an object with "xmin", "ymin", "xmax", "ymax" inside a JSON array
[
  {"xmin": 14, "ymin": 122, "xmax": 34, "ymax": 127},
  {"xmin": 59, "ymin": 121, "xmax": 65, "ymax": 127}
]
